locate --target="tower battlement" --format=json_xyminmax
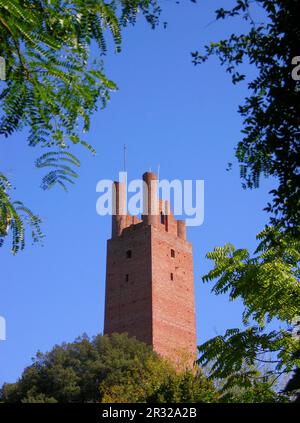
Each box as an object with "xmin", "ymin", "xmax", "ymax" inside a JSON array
[
  {"xmin": 104, "ymin": 172, "xmax": 196, "ymax": 368},
  {"xmin": 112, "ymin": 172, "xmax": 187, "ymax": 241}
]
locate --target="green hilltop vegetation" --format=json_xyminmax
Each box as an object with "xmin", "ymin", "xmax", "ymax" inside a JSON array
[{"xmin": 0, "ymin": 333, "xmax": 293, "ymax": 403}]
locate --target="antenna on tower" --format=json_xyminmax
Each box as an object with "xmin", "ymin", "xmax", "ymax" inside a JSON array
[
  {"xmin": 157, "ymin": 164, "xmax": 160, "ymax": 181},
  {"xmin": 123, "ymin": 144, "xmax": 127, "ymax": 172}
]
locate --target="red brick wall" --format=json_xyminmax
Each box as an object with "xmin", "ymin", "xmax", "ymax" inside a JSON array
[
  {"xmin": 104, "ymin": 224, "xmax": 153, "ymax": 345},
  {"xmin": 104, "ymin": 186, "xmax": 196, "ymax": 368},
  {"xmin": 151, "ymin": 225, "xmax": 196, "ymax": 368}
]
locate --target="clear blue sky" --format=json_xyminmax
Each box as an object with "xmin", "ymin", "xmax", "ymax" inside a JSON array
[{"xmin": 0, "ymin": 1, "xmax": 274, "ymax": 384}]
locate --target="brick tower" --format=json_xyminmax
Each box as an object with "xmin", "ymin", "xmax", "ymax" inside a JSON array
[{"xmin": 104, "ymin": 172, "xmax": 196, "ymax": 367}]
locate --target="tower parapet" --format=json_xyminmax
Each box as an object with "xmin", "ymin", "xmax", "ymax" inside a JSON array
[
  {"xmin": 142, "ymin": 171, "xmax": 159, "ymax": 227},
  {"xmin": 112, "ymin": 181, "xmax": 126, "ymax": 238},
  {"xmin": 111, "ymin": 172, "xmax": 188, "ymax": 240},
  {"xmin": 177, "ymin": 220, "xmax": 186, "ymax": 241}
]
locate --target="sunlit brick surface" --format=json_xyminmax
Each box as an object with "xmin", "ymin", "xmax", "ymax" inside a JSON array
[{"xmin": 104, "ymin": 173, "xmax": 196, "ymax": 368}]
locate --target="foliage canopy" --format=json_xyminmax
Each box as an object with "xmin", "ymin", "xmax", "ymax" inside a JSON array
[
  {"xmin": 0, "ymin": 333, "xmax": 218, "ymax": 403},
  {"xmin": 192, "ymin": 0, "xmax": 300, "ymax": 399},
  {"xmin": 0, "ymin": 0, "xmax": 162, "ymax": 252},
  {"xmin": 192, "ymin": 0, "xmax": 300, "ymax": 230}
]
